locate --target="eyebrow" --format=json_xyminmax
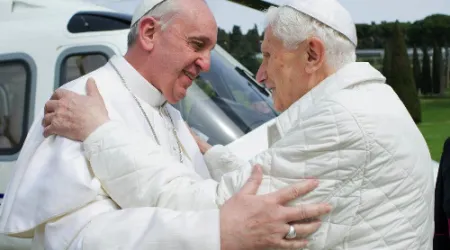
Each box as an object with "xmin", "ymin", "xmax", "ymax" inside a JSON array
[
  {"xmin": 190, "ymin": 36, "xmax": 216, "ymax": 49},
  {"xmin": 260, "ymin": 43, "xmax": 266, "ymax": 52}
]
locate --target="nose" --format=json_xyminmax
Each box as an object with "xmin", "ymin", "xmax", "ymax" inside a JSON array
[
  {"xmin": 256, "ymin": 64, "xmax": 267, "ymax": 83},
  {"xmin": 196, "ymin": 51, "xmax": 211, "ymax": 72}
]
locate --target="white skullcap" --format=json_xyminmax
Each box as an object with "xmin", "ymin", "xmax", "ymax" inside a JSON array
[
  {"xmin": 131, "ymin": 0, "xmax": 165, "ymax": 26},
  {"xmin": 283, "ymin": 0, "xmax": 357, "ymax": 46}
]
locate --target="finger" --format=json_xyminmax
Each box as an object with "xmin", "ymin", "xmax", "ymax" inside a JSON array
[
  {"xmin": 86, "ymin": 78, "xmax": 101, "ymax": 98},
  {"xmin": 267, "ymin": 179, "xmax": 319, "ymax": 205},
  {"xmin": 42, "ymin": 112, "xmax": 56, "ymax": 127},
  {"xmin": 43, "ymin": 124, "xmax": 56, "ymax": 138},
  {"xmin": 283, "ymin": 203, "xmax": 331, "ymax": 223},
  {"xmin": 51, "ymin": 89, "xmax": 73, "ymax": 100},
  {"xmin": 273, "ymin": 238, "xmax": 309, "ymax": 249},
  {"xmin": 44, "ymin": 100, "xmax": 59, "ymax": 114},
  {"xmin": 287, "ymin": 220, "xmax": 322, "ymax": 238},
  {"xmin": 238, "ymin": 165, "xmax": 263, "ymax": 195}
]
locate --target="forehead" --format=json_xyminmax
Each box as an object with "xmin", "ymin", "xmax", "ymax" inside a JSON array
[
  {"xmin": 173, "ymin": 2, "xmax": 218, "ymax": 39},
  {"xmin": 261, "ymin": 27, "xmax": 281, "ymax": 50}
]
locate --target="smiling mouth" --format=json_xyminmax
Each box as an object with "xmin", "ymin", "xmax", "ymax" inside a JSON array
[{"xmin": 183, "ymin": 70, "xmax": 196, "ymax": 80}]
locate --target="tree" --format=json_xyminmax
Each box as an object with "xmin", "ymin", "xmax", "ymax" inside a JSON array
[
  {"xmin": 382, "ymin": 38, "xmax": 392, "ymax": 80},
  {"xmin": 412, "ymin": 46, "xmax": 422, "ymax": 93},
  {"xmin": 421, "ymin": 47, "xmax": 432, "ymax": 95},
  {"xmin": 387, "ymin": 22, "xmax": 422, "ymax": 123},
  {"xmin": 229, "ymin": 25, "xmax": 260, "ymax": 74},
  {"xmin": 246, "ymin": 24, "xmax": 261, "ymax": 54},
  {"xmin": 217, "ymin": 28, "xmax": 230, "ymax": 51},
  {"xmin": 229, "ymin": 25, "xmax": 244, "ymax": 55},
  {"xmin": 432, "ymin": 43, "xmax": 443, "ymax": 94},
  {"xmin": 356, "ymin": 23, "xmax": 374, "ymax": 49},
  {"xmin": 446, "ymin": 47, "xmax": 450, "ymax": 89},
  {"xmin": 407, "ymin": 21, "xmax": 424, "ymax": 48}
]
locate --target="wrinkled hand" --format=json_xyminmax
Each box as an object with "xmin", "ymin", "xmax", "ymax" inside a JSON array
[
  {"xmin": 220, "ymin": 165, "xmax": 330, "ymax": 250},
  {"xmin": 42, "ymin": 78, "xmax": 110, "ymax": 141}
]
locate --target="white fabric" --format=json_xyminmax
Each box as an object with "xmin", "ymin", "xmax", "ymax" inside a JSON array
[
  {"xmin": 82, "ymin": 62, "xmax": 434, "ymax": 249},
  {"xmin": 284, "ymin": 0, "xmax": 357, "ymax": 46},
  {"xmin": 0, "ymin": 55, "xmax": 218, "ymax": 250}
]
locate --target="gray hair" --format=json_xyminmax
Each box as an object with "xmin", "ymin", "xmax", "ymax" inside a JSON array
[
  {"xmin": 265, "ymin": 6, "xmax": 356, "ymax": 70},
  {"xmin": 127, "ymin": 0, "xmax": 180, "ymax": 48}
]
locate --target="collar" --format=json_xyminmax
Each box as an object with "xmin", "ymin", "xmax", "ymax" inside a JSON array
[
  {"xmin": 109, "ymin": 55, "xmax": 166, "ymax": 107},
  {"xmin": 268, "ymin": 62, "xmax": 386, "ymax": 145}
]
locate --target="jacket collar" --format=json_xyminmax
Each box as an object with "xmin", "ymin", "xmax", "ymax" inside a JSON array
[
  {"xmin": 109, "ymin": 55, "xmax": 167, "ymax": 107},
  {"xmin": 268, "ymin": 62, "xmax": 386, "ymax": 146}
]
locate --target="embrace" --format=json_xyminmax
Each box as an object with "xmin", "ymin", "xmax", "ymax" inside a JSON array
[{"xmin": 0, "ymin": 0, "xmax": 434, "ymax": 249}]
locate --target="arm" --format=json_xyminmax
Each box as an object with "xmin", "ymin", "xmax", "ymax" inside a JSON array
[
  {"xmin": 68, "ymin": 206, "xmax": 220, "ymax": 250},
  {"xmin": 203, "ymin": 145, "xmax": 250, "ymax": 181},
  {"xmin": 189, "ymin": 126, "xmax": 249, "ymax": 181},
  {"xmin": 83, "ymin": 120, "xmax": 219, "ymax": 210},
  {"xmin": 56, "ymin": 167, "xmax": 328, "ymax": 250}
]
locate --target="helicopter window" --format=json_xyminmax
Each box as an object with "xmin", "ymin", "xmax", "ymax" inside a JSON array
[
  {"xmin": 59, "ymin": 53, "xmax": 108, "ymax": 85},
  {"xmin": 68, "ymin": 12, "xmax": 131, "ymax": 33},
  {"xmin": 172, "ymin": 50, "xmax": 277, "ymax": 146},
  {"xmin": 0, "ymin": 60, "xmax": 31, "ymax": 155}
]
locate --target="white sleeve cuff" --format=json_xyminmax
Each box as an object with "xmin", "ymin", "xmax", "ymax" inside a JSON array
[
  {"xmin": 203, "ymin": 145, "xmax": 241, "ymax": 181},
  {"xmin": 82, "ymin": 120, "xmax": 121, "ymax": 159}
]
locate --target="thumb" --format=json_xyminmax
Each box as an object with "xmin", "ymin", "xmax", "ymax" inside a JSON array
[
  {"xmin": 238, "ymin": 165, "xmax": 263, "ymax": 195},
  {"xmin": 86, "ymin": 78, "xmax": 101, "ymax": 98}
]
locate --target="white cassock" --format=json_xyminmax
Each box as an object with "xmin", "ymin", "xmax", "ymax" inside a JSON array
[{"xmin": 0, "ymin": 55, "xmax": 220, "ymax": 250}]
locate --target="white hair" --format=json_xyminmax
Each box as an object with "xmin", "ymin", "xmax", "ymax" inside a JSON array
[
  {"xmin": 127, "ymin": 0, "xmax": 180, "ymax": 48},
  {"xmin": 265, "ymin": 6, "xmax": 356, "ymax": 70}
]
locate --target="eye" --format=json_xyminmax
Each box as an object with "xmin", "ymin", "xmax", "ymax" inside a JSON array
[
  {"xmin": 190, "ymin": 40, "xmax": 204, "ymax": 51},
  {"xmin": 263, "ymin": 52, "xmax": 270, "ymax": 58}
]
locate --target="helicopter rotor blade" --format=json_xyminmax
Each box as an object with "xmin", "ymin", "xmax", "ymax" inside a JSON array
[{"xmin": 226, "ymin": 0, "xmax": 278, "ymax": 11}]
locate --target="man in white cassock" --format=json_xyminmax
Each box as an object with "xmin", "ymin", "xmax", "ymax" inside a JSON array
[
  {"xmin": 41, "ymin": 0, "xmax": 435, "ymax": 249},
  {"xmin": 0, "ymin": 0, "xmax": 332, "ymax": 249}
]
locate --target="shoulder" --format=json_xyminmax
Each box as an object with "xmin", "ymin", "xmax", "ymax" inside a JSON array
[{"xmin": 58, "ymin": 64, "xmax": 118, "ymax": 96}]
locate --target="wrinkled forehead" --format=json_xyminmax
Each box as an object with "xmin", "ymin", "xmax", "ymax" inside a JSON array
[
  {"xmin": 171, "ymin": 3, "xmax": 218, "ymax": 41},
  {"xmin": 260, "ymin": 26, "xmax": 280, "ymax": 51}
]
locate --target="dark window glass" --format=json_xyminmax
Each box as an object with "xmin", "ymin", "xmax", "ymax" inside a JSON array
[
  {"xmin": 0, "ymin": 60, "xmax": 31, "ymax": 154},
  {"xmin": 59, "ymin": 53, "xmax": 108, "ymax": 85}
]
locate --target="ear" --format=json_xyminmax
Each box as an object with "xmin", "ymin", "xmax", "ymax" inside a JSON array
[
  {"xmin": 137, "ymin": 16, "xmax": 159, "ymax": 52},
  {"xmin": 305, "ymin": 37, "xmax": 326, "ymax": 74}
]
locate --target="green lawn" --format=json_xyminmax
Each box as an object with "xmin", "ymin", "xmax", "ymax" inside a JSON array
[{"xmin": 417, "ymin": 97, "xmax": 450, "ymax": 162}]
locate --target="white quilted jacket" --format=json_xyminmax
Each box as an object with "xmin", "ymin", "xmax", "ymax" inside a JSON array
[{"xmin": 84, "ymin": 62, "xmax": 435, "ymax": 249}]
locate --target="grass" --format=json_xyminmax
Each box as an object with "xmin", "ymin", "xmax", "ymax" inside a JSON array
[{"xmin": 417, "ymin": 97, "xmax": 450, "ymax": 162}]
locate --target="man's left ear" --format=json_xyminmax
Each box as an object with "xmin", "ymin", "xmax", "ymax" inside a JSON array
[
  {"xmin": 305, "ymin": 37, "xmax": 325, "ymax": 74},
  {"xmin": 138, "ymin": 16, "xmax": 159, "ymax": 52}
]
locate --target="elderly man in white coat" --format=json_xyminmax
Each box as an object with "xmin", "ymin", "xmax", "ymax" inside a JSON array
[
  {"xmin": 41, "ymin": 0, "xmax": 435, "ymax": 249},
  {"xmin": 0, "ymin": 0, "xmax": 332, "ymax": 249}
]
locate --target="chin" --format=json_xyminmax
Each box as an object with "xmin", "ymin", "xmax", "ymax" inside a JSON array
[
  {"xmin": 275, "ymin": 99, "xmax": 290, "ymax": 112},
  {"xmin": 273, "ymin": 103, "xmax": 283, "ymax": 112},
  {"xmin": 168, "ymin": 94, "xmax": 185, "ymax": 104},
  {"xmin": 167, "ymin": 98, "xmax": 179, "ymax": 104}
]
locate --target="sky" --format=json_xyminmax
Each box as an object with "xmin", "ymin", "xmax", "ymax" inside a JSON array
[{"xmin": 91, "ymin": 0, "xmax": 450, "ymax": 33}]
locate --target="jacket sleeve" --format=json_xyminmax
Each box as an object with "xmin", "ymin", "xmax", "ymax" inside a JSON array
[
  {"xmin": 52, "ymin": 201, "xmax": 220, "ymax": 250},
  {"xmin": 83, "ymin": 121, "xmax": 220, "ymax": 210},
  {"xmin": 203, "ymin": 145, "xmax": 251, "ymax": 181},
  {"xmin": 79, "ymin": 209, "xmax": 220, "ymax": 250}
]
